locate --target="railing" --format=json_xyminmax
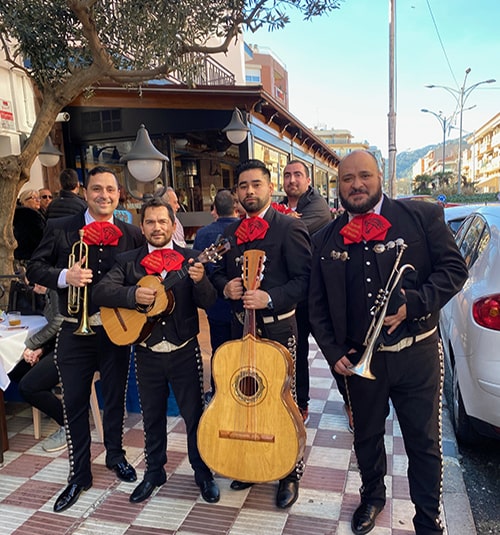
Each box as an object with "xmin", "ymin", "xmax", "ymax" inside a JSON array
[{"xmin": 168, "ymin": 53, "xmax": 235, "ymax": 86}]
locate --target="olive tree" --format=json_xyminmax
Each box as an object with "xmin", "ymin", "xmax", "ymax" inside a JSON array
[{"xmin": 0, "ymin": 0, "xmax": 343, "ymax": 275}]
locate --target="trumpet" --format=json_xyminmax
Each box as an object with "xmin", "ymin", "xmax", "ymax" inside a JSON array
[
  {"xmin": 68, "ymin": 229, "xmax": 95, "ymax": 336},
  {"xmin": 350, "ymin": 240, "xmax": 414, "ymax": 380}
]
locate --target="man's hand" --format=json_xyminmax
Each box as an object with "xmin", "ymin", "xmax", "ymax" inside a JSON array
[
  {"xmin": 187, "ymin": 261, "xmax": 205, "ymax": 283},
  {"xmin": 242, "ymin": 289, "xmax": 269, "ymax": 310},
  {"xmin": 66, "ymin": 256, "xmax": 93, "ymax": 287},
  {"xmin": 223, "ymin": 277, "xmax": 244, "ymax": 300},
  {"xmin": 333, "ymin": 349, "xmax": 358, "ymax": 376},
  {"xmin": 135, "ymin": 286, "xmax": 157, "ymax": 306},
  {"xmin": 383, "ymin": 303, "xmax": 407, "ymax": 334}
]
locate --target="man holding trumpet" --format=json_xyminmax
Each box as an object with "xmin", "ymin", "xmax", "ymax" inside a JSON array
[
  {"xmin": 27, "ymin": 166, "xmax": 144, "ymax": 513},
  {"xmin": 309, "ymin": 151, "xmax": 468, "ymax": 535}
]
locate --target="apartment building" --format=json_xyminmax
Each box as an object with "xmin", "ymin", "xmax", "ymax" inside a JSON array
[{"xmin": 462, "ymin": 113, "xmax": 500, "ymax": 193}]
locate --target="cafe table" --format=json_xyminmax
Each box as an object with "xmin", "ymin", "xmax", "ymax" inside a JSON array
[{"xmin": 0, "ymin": 314, "xmax": 47, "ymax": 459}]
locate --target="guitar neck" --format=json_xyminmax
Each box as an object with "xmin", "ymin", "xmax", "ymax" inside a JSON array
[
  {"xmin": 163, "ymin": 264, "xmax": 189, "ymax": 290},
  {"xmin": 162, "ymin": 253, "xmax": 205, "ymax": 291},
  {"xmin": 243, "ymin": 308, "xmax": 257, "ymax": 337}
]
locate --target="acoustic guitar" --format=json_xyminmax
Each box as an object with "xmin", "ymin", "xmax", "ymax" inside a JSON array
[
  {"xmin": 100, "ymin": 238, "xmax": 230, "ymax": 346},
  {"xmin": 197, "ymin": 249, "xmax": 306, "ymax": 483}
]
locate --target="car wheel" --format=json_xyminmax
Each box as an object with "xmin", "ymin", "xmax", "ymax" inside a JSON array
[{"xmin": 451, "ymin": 365, "xmax": 480, "ymax": 445}]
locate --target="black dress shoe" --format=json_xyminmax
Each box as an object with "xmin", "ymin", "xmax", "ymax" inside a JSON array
[
  {"xmin": 108, "ymin": 461, "xmax": 137, "ymax": 482},
  {"xmin": 53, "ymin": 482, "xmax": 91, "ymax": 513},
  {"xmin": 351, "ymin": 502, "xmax": 384, "ymax": 535},
  {"xmin": 198, "ymin": 479, "xmax": 220, "ymax": 503},
  {"xmin": 276, "ymin": 479, "xmax": 299, "ymax": 509},
  {"xmin": 230, "ymin": 480, "xmax": 254, "ymax": 491},
  {"xmin": 130, "ymin": 480, "xmax": 158, "ymax": 503}
]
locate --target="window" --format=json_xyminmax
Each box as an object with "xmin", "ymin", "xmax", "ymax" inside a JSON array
[{"xmin": 457, "ymin": 215, "xmax": 488, "ymax": 268}]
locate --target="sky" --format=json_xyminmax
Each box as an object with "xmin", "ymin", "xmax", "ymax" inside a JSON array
[{"xmin": 250, "ymin": 0, "xmax": 500, "ymax": 158}]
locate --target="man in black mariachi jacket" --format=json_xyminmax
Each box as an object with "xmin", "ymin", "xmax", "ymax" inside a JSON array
[
  {"xmin": 27, "ymin": 166, "xmax": 144, "ymax": 513},
  {"xmin": 211, "ymin": 159, "xmax": 311, "ymax": 509},
  {"xmin": 309, "ymin": 150, "xmax": 468, "ymax": 535},
  {"xmin": 93, "ymin": 198, "xmax": 220, "ymax": 505}
]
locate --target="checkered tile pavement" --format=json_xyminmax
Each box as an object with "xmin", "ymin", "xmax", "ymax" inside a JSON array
[{"xmin": 0, "ymin": 313, "xmax": 470, "ymax": 535}]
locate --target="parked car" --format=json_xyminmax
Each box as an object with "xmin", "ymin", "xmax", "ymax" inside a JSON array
[
  {"xmin": 439, "ymin": 205, "xmax": 500, "ymax": 443},
  {"xmin": 444, "ymin": 204, "xmax": 487, "ymax": 235}
]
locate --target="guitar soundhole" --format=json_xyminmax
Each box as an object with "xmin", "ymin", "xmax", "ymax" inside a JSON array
[
  {"xmin": 239, "ymin": 375, "xmax": 258, "ymax": 397},
  {"xmin": 233, "ymin": 370, "xmax": 264, "ymax": 404}
]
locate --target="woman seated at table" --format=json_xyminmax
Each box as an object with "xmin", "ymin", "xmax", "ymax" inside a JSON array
[{"xmin": 8, "ymin": 284, "xmax": 66, "ymax": 452}]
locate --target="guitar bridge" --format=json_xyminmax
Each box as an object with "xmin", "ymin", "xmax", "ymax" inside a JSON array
[{"xmin": 218, "ymin": 430, "xmax": 275, "ymax": 443}]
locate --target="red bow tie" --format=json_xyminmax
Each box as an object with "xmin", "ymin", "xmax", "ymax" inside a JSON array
[
  {"xmin": 235, "ymin": 217, "xmax": 269, "ymax": 245},
  {"xmin": 271, "ymin": 202, "xmax": 293, "ymax": 214},
  {"xmin": 82, "ymin": 221, "xmax": 123, "ymax": 246},
  {"xmin": 340, "ymin": 213, "xmax": 391, "ymax": 244},
  {"xmin": 140, "ymin": 249, "xmax": 185, "ymax": 275}
]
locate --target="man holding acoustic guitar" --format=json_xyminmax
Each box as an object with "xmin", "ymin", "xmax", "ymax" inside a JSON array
[
  {"xmin": 209, "ymin": 159, "xmax": 311, "ymax": 509},
  {"xmin": 93, "ymin": 198, "xmax": 221, "ymax": 505}
]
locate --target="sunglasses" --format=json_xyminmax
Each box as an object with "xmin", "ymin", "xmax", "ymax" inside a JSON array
[
  {"xmin": 25, "ymin": 196, "xmax": 40, "ymax": 201},
  {"xmin": 41, "ymin": 195, "xmax": 53, "ymax": 199}
]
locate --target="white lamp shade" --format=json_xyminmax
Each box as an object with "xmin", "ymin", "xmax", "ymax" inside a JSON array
[
  {"xmin": 127, "ymin": 159, "xmax": 163, "ymax": 182},
  {"xmin": 225, "ymin": 129, "xmax": 249, "ymax": 145},
  {"xmin": 222, "ymin": 108, "xmax": 250, "ymax": 145},
  {"xmin": 38, "ymin": 135, "xmax": 62, "ymax": 167},
  {"xmin": 38, "ymin": 153, "xmax": 61, "ymax": 167}
]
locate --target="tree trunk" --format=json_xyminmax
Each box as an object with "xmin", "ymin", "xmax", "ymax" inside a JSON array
[{"xmin": 0, "ymin": 155, "xmax": 25, "ymax": 286}]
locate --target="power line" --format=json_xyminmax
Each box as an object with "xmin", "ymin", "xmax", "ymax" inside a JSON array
[{"xmin": 425, "ymin": 0, "xmax": 459, "ymax": 88}]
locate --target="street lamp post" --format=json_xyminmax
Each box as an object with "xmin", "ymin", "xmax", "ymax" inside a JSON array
[
  {"xmin": 420, "ymin": 109, "xmax": 449, "ymax": 180},
  {"xmin": 426, "ymin": 68, "xmax": 495, "ymax": 194}
]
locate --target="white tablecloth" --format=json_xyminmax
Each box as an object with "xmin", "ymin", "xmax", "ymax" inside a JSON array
[{"xmin": 0, "ymin": 315, "xmax": 48, "ymax": 391}]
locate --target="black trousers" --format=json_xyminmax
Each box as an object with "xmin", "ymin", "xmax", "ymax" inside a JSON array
[
  {"xmin": 18, "ymin": 352, "xmax": 63, "ymax": 426},
  {"xmin": 346, "ymin": 333, "xmax": 444, "ymax": 535},
  {"xmin": 134, "ymin": 339, "xmax": 212, "ymax": 486},
  {"xmin": 55, "ymin": 322, "xmax": 130, "ymax": 487},
  {"xmin": 207, "ymin": 317, "xmax": 232, "ymax": 393},
  {"xmin": 294, "ymin": 302, "xmax": 310, "ymax": 411}
]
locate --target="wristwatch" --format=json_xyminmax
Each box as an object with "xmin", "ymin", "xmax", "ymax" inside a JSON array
[{"xmin": 267, "ymin": 294, "xmax": 274, "ymax": 310}]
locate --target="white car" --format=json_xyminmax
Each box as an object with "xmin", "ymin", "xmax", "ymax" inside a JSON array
[
  {"xmin": 444, "ymin": 204, "xmax": 488, "ymax": 235},
  {"xmin": 439, "ymin": 205, "xmax": 500, "ymax": 443}
]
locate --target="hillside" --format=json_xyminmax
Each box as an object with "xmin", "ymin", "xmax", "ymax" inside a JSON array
[
  {"xmin": 396, "ymin": 145, "xmax": 435, "ymax": 179},
  {"xmin": 395, "ymin": 138, "xmax": 460, "ymax": 179}
]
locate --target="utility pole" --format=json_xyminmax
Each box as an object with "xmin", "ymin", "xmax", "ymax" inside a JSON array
[{"xmin": 387, "ymin": 0, "xmax": 397, "ymax": 198}]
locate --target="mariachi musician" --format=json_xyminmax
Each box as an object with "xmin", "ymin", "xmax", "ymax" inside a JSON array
[
  {"xmin": 93, "ymin": 198, "xmax": 220, "ymax": 504},
  {"xmin": 210, "ymin": 159, "xmax": 311, "ymax": 509},
  {"xmin": 27, "ymin": 166, "xmax": 144, "ymax": 513},
  {"xmin": 308, "ymin": 150, "xmax": 468, "ymax": 535}
]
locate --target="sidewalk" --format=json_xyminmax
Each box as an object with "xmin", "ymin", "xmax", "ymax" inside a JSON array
[{"xmin": 0, "ymin": 313, "xmax": 476, "ymax": 534}]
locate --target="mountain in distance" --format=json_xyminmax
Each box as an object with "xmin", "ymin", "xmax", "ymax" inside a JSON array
[
  {"xmin": 396, "ymin": 145, "xmax": 434, "ymax": 179},
  {"xmin": 395, "ymin": 138, "xmax": 460, "ymax": 179}
]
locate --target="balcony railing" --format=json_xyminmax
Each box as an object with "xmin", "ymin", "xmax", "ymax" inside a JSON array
[{"xmin": 168, "ymin": 53, "xmax": 235, "ymax": 86}]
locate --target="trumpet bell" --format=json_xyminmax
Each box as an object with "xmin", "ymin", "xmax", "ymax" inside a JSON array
[
  {"xmin": 349, "ymin": 358, "xmax": 376, "ymax": 380},
  {"xmin": 73, "ymin": 322, "xmax": 96, "ymax": 336}
]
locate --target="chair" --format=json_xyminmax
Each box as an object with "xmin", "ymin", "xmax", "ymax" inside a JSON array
[{"xmin": 32, "ymin": 371, "xmax": 104, "ymax": 443}]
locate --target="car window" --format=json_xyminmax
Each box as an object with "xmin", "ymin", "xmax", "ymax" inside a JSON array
[
  {"xmin": 454, "ymin": 216, "xmax": 473, "ymax": 245},
  {"xmin": 457, "ymin": 215, "xmax": 487, "ymax": 268},
  {"xmin": 448, "ymin": 218, "xmax": 465, "ymax": 235},
  {"xmin": 476, "ymin": 224, "xmax": 490, "ymax": 261}
]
